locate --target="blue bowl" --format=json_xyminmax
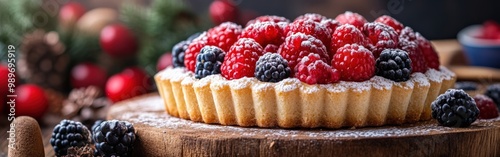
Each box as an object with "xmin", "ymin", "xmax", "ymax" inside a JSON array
[{"xmin": 458, "ymin": 25, "xmax": 500, "ymax": 68}]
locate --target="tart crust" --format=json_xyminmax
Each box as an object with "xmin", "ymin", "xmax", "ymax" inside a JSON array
[{"xmin": 155, "ymin": 66, "xmax": 456, "ymax": 128}]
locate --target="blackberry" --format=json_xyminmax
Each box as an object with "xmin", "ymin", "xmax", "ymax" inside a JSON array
[
  {"xmin": 195, "ymin": 46, "xmax": 225, "ymax": 79},
  {"xmin": 186, "ymin": 32, "xmax": 201, "ymax": 42},
  {"xmin": 375, "ymin": 49, "xmax": 412, "ymax": 82},
  {"xmin": 93, "ymin": 120, "xmax": 136, "ymax": 157},
  {"xmin": 255, "ymin": 53, "xmax": 291, "ymax": 82},
  {"xmin": 431, "ymin": 89, "xmax": 479, "ymax": 127},
  {"xmin": 485, "ymin": 83, "xmax": 500, "ymax": 108},
  {"xmin": 50, "ymin": 119, "xmax": 92, "ymax": 156},
  {"xmin": 454, "ymin": 81, "xmax": 478, "ymax": 91},
  {"xmin": 172, "ymin": 33, "xmax": 202, "ymax": 68}
]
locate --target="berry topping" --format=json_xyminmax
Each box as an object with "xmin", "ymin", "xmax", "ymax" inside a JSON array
[
  {"xmin": 184, "ymin": 32, "xmax": 209, "ymax": 72},
  {"xmin": 431, "ymin": 89, "xmax": 479, "ymax": 127},
  {"xmin": 221, "ymin": 38, "xmax": 263, "ymax": 80},
  {"xmin": 362, "ymin": 22, "xmax": 399, "ymax": 58},
  {"xmin": 416, "ymin": 32, "xmax": 440, "ymax": 69},
  {"xmin": 295, "ymin": 53, "xmax": 340, "ymax": 84},
  {"xmin": 454, "ymin": 81, "xmax": 479, "ymax": 91},
  {"xmin": 255, "ymin": 53, "xmax": 291, "ymax": 82},
  {"xmin": 335, "ymin": 11, "xmax": 367, "ymax": 30},
  {"xmin": 485, "ymin": 84, "xmax": 500, "ymax": 108},
  {"xmin": 241, "ymin": 22, "xmax": 284, "ymax": 47},
  {"xmin": 398, "ymin": 39, "xmax": 427, "ymax": 73},
  {"xmin": 172, "ymin": 40, "xmax": 189, "ymax": 68},
  {"xmin": 332, "ymin": 44, "xmax": 375, "ymax": 82},
  {"xmin": 399, "ymin": 26, "xmax": 417, "ymax": 41},
  {"xmin": 263, "ymin": 44, "xmax": 279, "ymax": 53},
  {"xmin": 50, "ymin": 119, "xmax": 92, "ymax": 156},
  {"xmin": 375, "ymin": 49, "xmax": 412, "ymax": 82},
  {"xmin": 320, "ymin": 18, "xmax": 340, "ymax": 33},
  {"xmin": 294, "ymin": 13, "xmax": 326, "ymax": 22},
  {"xmin": 206, "ymin": 22, "xmax": 242, "ymax": 52},
  {"xmin": 330, "ymin": 24, "xmax": 368, "ymax": 57},
  {"xmin": 278, "ymin": 33, "xmax": 329, "ymax": 71},
  {"xmin": 93, "ymin": 120, "xmax": 136, "ymax": 157},
  {"xmin": 473, "ymin": 94, "xmax": 499, "ymax": 119},
  {"xmin": 284, "ymin": 19, "xmax": 332, "ymax": 48},
  {"xmin": 374, "ymin": 15, "xmax": 404, "ymax": 33},
  {"xmin": 246, "ymin": 15, "xmax": 290, "ymax": 26},
  {"xmin": 195, "ymin": 46, "xmax": 226, "ymax": 79}
]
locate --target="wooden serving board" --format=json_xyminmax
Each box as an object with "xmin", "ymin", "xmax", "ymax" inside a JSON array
[{"xmin": 108, "ymin": 93, "xmax": 500, "ymax": 157}]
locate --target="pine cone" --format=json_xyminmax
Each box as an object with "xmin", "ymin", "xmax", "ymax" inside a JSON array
[
  {"xmin": 19, "ymin": 30, "xmax": 70, "ymax": 92},
  {"xmin": 62, "ymin": 86, "xmax": 110, "ymax": 126},
  {"xmin": 63, "ymin": 145, "xmax": 95, "ymax": 157},
  {"xmin": 44, "ymin": 89, "xmax": 66, "ymax": 115}
]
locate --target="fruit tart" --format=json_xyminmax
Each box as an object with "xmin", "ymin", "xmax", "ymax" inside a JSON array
[{"xmin": 155, "ymin": 12, "xmax": 456, "ymax": 128}]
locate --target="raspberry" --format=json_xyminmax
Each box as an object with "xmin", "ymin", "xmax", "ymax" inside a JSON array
[
  {"xmin": 241, "ymin": 22, "xmax": 284, "ymax": 47},
  {"xmin": 399, "ymin": 26, "xmax": 417, "ymax": 41},
  {"xmin": 335, "ymin": 11, "xmax": 367, "ymax": 30},
  {"xmin": 295, "ymin": 53, "xmax": 340, "ymax": 84},
  {"xmin": 330, "ymin": 24, "xmax": 368, "ymax": 57},
  {"xmin": 416, "ymin": 32, "xmax": 440, "ymax": 69},
  {"xmin": 184, "ymin": 32, "xmax": 209, "ymax": 72},
  {"xmin": 172, "ymin": 33, "xmax": 201, "ymax": 68},
  {"xmin": 375, "ymin": 49, "xmax": 412, "ymax": 82},
  {"xmin": 278, "ymin": 33, "xmax": 329, "ymax": 71},
  {"xmin": 473, "ymin": 94, "xmax": 499, "ymax": 119},
  {"xmin": 255, "ymin": 53, "xmax": 291, "ymax": 82},
  {"xmin": 398, "ymin": 39, "xmax": 427, "ymax": 73},
  {"xmin": 263, "ymin": 44, "xmax": 279, "ymax": 53},
  {"xmin": 284, "ymin": 19, "xmax": 331, "ymax": 48},
  {"xmin": 320, "ymin": 19, "xmax": 340, "ymax": 34},
  {"xmin": 50, "ymin": 119, "xmax": 92, "ymax": 156},
  {"xmin": 206, "ymin": 22, "xmax": 242, "ymax": 52},
  {"xmin": 195, "ymin": 46, "xmax": 226, "ymax": 79},
  {"xmin": 93, "ymin": 120, "xmax": 136, "ymax": 157},
  {"xmin": 485, "ymin": 84, "xmax": 500, "ymax": 108},
  {"xmin": 362, "ymin": 22, "xmax": 399, "ymax": 58},
  {"xmin": 221, "ymin": 38, "xmax": 263, "ymax": 80},
  {"xmin": 246, "ymin": 15, "xmax": 290, "ymax": 26},
  {"xmin": 431, "ymin": 89, "xmax": 479, "ymax": 127},
  {"xmin": 454, "ymin": 81, "xmax": 479, "ymax": 91},
  {"xmin": 209, "ymin": 0, "xmax": 239, "ymax": 25},
  {"xmin": 374, "ymin": 15, "xmax": 404, "ymax": 34},
  {"xmin": 294, "ymin": 13, "xmax": 326, "ymax": 22},
  {"xmin": 332, "ymin": 44, "xmax": 375, "ymax": 82}
]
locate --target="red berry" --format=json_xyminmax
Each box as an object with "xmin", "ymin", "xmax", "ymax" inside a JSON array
[
  {"xmin": 263, "ymin": 44, "xmax": 279, "ymax": 53},
  {"xmin": 207, "ymin": 22, "xmax": 242, "ymax": 52},
  {"xmin": 241, "ymin": 22, "xmax": 284, "ymax": 47},
  {"xmin": 122, "ymin": 67, "xmax": 153, "ymax": 91},
  {"xmin": 221, "ymin": 38, "xmax": 263, "ymax": 80},
  {"xmin": 320, "ymin": 19, "xmax": 340, "ymax": 34},
  {"xmin": 399, "ymin": 39, "xmax": 427, "ymax": 73},
  {"xmin": 0, "ymin": 65, "xmax": 10, "ymax": 97},
  {"xmin": 362, "ymin": 22, "xmax": 399, "ymax": 58},
  {"xmin": 284, "ymin": 19, "xmax": 332, "ymax": 48},
  {"xmin": 106, "ymin": 73, "xmax": 147, "ymax": 103},
  {"xmin": 330, "ymin": 24, "xmax": 368, "ymax": 57},
  {"xmin": 474, "ymin": 94, "xmax": 499, "ymax": 119},
  {"xmin": 157, "ymin": 53, "xmax": 173, "ymax": 71},
  {"xmin": 335, "ymin": 11, "xmax": 367, "ymax": 30},
  {"xmin": 71, "ymin": 63, "xmax": 107, "ymax": 90},
  {"xmin": 209, "ymin": 0, "xmax": 239, "ymax": 25},
  {"xmin": 294, "ymin": 13, "xmax": 326, "ymax": 23},
  {"xmin": 481, "ymin": 21, "xmax": 500, "ymax": 39},
  {"xmin": 246, "ymin": 15, "xmax": 290, "ymax": 27},
  {"xmin": 416, "ymin": 33, "xmax": 440, "ymax": 70},
  {"xmin": 374, "ymin": 15, "xmax": 404, "ymax": 34},
  {"xmin": 100, "ymin": 24, "xmax": 138, "ymax": 57},
  {"xmin": 278, "ymin": 33, "xmax": 330, "ymax": 71},
  {"xmin": 15, "ymin": 84, "xmax": 49, "ymax": 119},
  {"xmin": 399, "ymin": 26, "xmax": 417, "ymax": 41},
  {"xmin": 295, "ymin": 53, "xmax": 340, "ymax": 84},
  {"xmin": 184, "ymin": 32, "xmax": 209, "ymax": 72},
  {"xmin": 59, "ymin": 2, "xmax": 86, "ymax": 29},
  {"xmin": 332, "ymin": 44, "xmax": 375, "ymax": 81}
]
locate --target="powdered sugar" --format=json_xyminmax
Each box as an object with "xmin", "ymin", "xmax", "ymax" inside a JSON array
[
  {"xmin": 411, "ymin": 73, "xmax": 430, "ymax": 86},
  {"xmin": 370, "ymin": 76, "xmax": 393, "ymax": 90}
]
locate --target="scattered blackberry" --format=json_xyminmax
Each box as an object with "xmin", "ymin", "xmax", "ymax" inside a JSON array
[
  {"xmin": 93, "ymin": 120, "xmax": 136, "ymax": 157},
  {"xmin": 254, "ymin": 53, "xmax": 291, "ymax": 82},
  {"xmin": 375, "ymin": 49, "xmax": 412, "ymax": 82},
  {"xmin": 50, "ymin": 119, "xmax": 92, "ymax": 156},
  {"xmin": 195, "ymin": 46, "xmax": 226, "ymax": 79},
  {"xmin": 485, "ymin": 84, "xmax": 500, "ymax": 108},
  {"xmin": 431, "ymin": 89, "xmax": 479, "ymax": 127},
  {"xmin": 454, "ymin": 81, "xmax": 478, "ymax": 91},
  {"xmin": 172, "ymin": 33, "xmax": 202, "ymax": 68}
]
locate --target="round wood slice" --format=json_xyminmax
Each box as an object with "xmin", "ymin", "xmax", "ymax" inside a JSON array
[{"xmin": 107, "ymin": 93, "xmax": 500, "ymax": 157}]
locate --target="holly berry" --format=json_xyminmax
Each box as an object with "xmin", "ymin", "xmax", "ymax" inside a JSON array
[
  {"xmin": 15, "ymin": 84, "xmax": 49, "ymax": 119},
  {"xmin": 209, "ymin": 0, "xmax": 239, "ymax": 25},
  {"xmin": 105, "ymin": 68, "xmax": 151, "ymax": 103},
  {"xmin": 100, "ymin": 24, "xmax": 138, "ymax": 57},
  {"xmin": 59, "ymin": 2, "xmax": 86, "ymax": 29},
  {"xmin": 157, "ymin": 53, "xmax": 173, "ymax": 71},
  {"xmin": 71, "ymin": 63, "xmax": 107, "ymax": 90},
  {"xmin": 0, "ymin": 64, "xmax": 10, "ymax": 97}
]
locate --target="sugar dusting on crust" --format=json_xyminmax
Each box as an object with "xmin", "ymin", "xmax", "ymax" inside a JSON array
[
  {"xmin": 370, "ymin": 76, "xmax": 393, "ymax": 90},
  {"xmin": 411, "ymin": 73, "xmax": 430, "ymax": 87},
  {"xmin": 114, "ymin": 97, "xmax": 498, "ymax": 139}
]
